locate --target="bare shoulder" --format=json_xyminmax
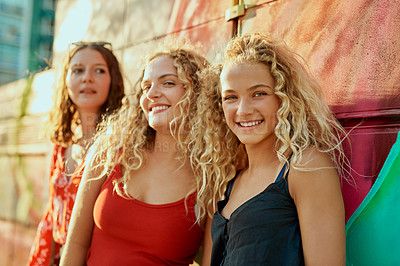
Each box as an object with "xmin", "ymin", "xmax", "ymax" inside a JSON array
[
  {"xmin": 296, "ymin": 147, "xmax": 335, "ymax": 169},
  {"xmin": 288, "ymin": 148, "xmax": 346, "ymax": 264},
  {"xmin": 79, "ymin": 145, "xmax": 109, "ymax": 191},
  {"xmin": 288, "ymin": 147, "xmax": 341, "ymax": 202}
]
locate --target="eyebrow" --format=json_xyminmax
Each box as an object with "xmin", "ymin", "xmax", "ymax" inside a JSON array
[
  {"xmin": 158, "ymin": 73, "xmax": 179, "ymax": 80},
  {"xmin": 249, "ymin": 84, "xmax": 273, "ymax": 90},
  {"xmin": 141, "ymin": 73, "xmax": 179, "ymax": 84},
  {"xmin": 70, "ymin": 63, "xmax": 107, "ymax": 67},
  {"xmin": 222, "ymin": 84, "xmax": 273, "ymax": 94}
]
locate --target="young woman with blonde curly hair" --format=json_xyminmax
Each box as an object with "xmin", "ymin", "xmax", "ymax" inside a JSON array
[
  {"xmin": 28, "ymin": 42, "xmax": 125, "ymax": 266},
  {"xmin": 197, "ymin": 33, "xmax": 348, "ymax": 265},
  {"xmin": 60, "ymin": 43, "xmax": 213, "ymax": 265}
]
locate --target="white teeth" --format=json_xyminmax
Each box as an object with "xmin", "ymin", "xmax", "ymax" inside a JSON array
[
  {"xmin": 152, "ymin": 106, "xmax": 169, "ymax": 111},
  {"xmin": 239, "ymin": 120, "xmax": 263, "ymax": 127}
]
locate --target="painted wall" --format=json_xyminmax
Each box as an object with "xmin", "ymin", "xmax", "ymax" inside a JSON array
[
  {"xmin": 234, "ymin": 0, "xmax": 400, "ymax": 220},
  {"xmin": 168, "ymin": 0, "xmax": 400, "ymax": 220},
  {"xmin": 0, "ymin": 0, "xmax": 398, "ymax": 264},
  {"xmin": 0, "ymin": 71, "xmax": 53, "ymax": 266}
]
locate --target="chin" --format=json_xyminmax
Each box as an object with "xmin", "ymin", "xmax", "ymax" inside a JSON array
[
  {"xmin": 149, "ymin": 123, "xmax": 170, "ymax": 134},
  {"xmin": 237, "ymin": 134, "xmax": 263, "ymax": 144}
]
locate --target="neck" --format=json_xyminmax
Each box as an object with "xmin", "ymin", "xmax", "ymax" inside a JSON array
[
  {"xmin": 151, "ymin": 132, "xmax": 182, "ymax": 160},
  {"xmin": 244, "ymin": 138, "xmax": 279, "ymax": 173},
  {"xmin": 79, "ymin": 111, "xmax": 99, "ymax": 141}
]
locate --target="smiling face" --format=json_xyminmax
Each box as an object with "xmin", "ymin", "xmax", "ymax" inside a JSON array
[
  {"xmin": 139, "ymin": 55, "xmax": 186, "ymax": 134},
  {"xmin": 66, "ymin": 48, "xmax": 111, "ymax": 115},
  {"xmin": 221, "ymin": 62, "xmax": 280, "ymax": 147}
]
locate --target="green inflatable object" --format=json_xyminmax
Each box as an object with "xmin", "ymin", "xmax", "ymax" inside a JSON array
[{"xmin": 346, "ymin": 131, "xmax": 400, "ymax": 265}]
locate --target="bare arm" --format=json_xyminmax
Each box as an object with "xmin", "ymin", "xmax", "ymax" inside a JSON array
[
  {"xmin": 60, "ymin": 160, "xmax": 107, "ymax": 266},
  {"xmin": 201, "ymin": 216, "xmax": 213, "ymax": 266},
  {"xmin": 289, "ymin": 148, "xmax": 346, "ymax": 266}
]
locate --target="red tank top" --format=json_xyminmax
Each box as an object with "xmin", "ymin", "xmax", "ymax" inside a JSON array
[{"xmin": 87, "ymin": 164, "xmax": 203, "ymax": 265}]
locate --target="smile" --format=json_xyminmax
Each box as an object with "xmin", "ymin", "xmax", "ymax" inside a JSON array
[
  {"xmin": 238, "ymin": 120, "xmax": 263, "ymax": 127},
  {"xmin": 151, "ymin": 105, "xmax": 169, "ymax": 112}
]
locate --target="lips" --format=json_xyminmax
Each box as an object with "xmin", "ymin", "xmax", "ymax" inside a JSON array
[
  {"xmin": 80, "ymin": 88, "xmax": 96, "ymax": 94},
  {"xmin": 237, "ymin": 120, "xmax": 264, "ymax": 127}
]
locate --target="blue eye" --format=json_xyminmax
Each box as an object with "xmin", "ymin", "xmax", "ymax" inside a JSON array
[
  {"xmin": 223, "ymin": 95, "xmax": 237, "ymax": 101},
  {"xmin": 163, "ymin": 81, "xmax": 175, "ymax": 86},
  {"xmin": 254, "ymin": 91, "xmax": 268, "ymax": 97}
]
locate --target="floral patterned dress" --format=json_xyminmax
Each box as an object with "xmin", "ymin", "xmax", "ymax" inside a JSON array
[{"xmin": 28, "ymin": 145, "xmax": 83, "ymax": 266}]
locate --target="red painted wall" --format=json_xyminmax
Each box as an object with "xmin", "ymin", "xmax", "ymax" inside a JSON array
[{"xmin": 169, "ymin": 0, "xmax": 400, "ymax": 221}]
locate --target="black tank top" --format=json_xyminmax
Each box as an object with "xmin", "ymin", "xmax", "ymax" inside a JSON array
[{"xmin": 210, "ymin": 161, "xmax": 304, "ymax": 266}]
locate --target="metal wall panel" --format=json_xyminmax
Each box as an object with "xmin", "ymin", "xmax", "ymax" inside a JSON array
[{"xmin": 341, "ymin": 120, "xmax": 400, "ymax": 220}]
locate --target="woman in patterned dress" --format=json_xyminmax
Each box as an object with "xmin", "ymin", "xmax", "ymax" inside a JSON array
[{"xmin": 28, "ymin": 42, "xmax": 124, "ymax": 266}]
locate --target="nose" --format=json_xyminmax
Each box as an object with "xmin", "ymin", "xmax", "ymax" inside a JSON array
[
  {"xmin": 146, "ymin": 84, "xmax": 161, "ymax": 101},
  {"xmin": 82, "ymin": 70, "xmax": 94, "ymax": 83},
  {"xmin": 236, "ymin": 98, "xmax": 252, "ymax": 116}
]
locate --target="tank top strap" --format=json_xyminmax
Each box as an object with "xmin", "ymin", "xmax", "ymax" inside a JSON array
[
  {"xmin": 227, "ymin": 153, "xmax": 293, "ymax": 197},
  {"xmin": 274, "ymin": 153, "xmax": 293, "ymax": 183},
  {"xmin": 226, "ymin": 170, "xmax": 242, "ymax": 199},
  {"xmin": 226, "ymin": 179, "xmax": 235, "ymax": 199}
]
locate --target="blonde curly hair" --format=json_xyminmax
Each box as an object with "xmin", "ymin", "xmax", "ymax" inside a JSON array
[
  {"xmin": 84, "ymin": 43, "xmax": 210, "ymax": 212},
  {"xmin": 45, "ymin": 44, "xmax": 125, "ymax": 146},
  {"xmin": 192, "ymin": 32, "xmax": 350, "ymax": 218}
]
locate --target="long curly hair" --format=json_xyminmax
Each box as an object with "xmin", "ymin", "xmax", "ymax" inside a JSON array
[
  {"xmin": 84, "ymin": 42, "xmax": 210, "ymax": 210},
  {"xmin": 189, "ymin": 64, "xmax": 239, "ymax": 220},
  {"xmin": 45, "ymin": 43, "xmax": 125, "ymax": 146},
  {"xmin": 193, "ymin": 32, "xmax": 350, "ymax": 218}
]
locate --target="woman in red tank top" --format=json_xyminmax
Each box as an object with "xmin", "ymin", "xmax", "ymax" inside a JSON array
[{"xmin": 60, "ymin": 42, "xmax": 217, "ymax": 265}]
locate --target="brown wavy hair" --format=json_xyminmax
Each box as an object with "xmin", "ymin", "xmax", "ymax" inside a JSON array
[{"xmin": 45, "ymin": 43, "xmax": 125, "ymax": 146}]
